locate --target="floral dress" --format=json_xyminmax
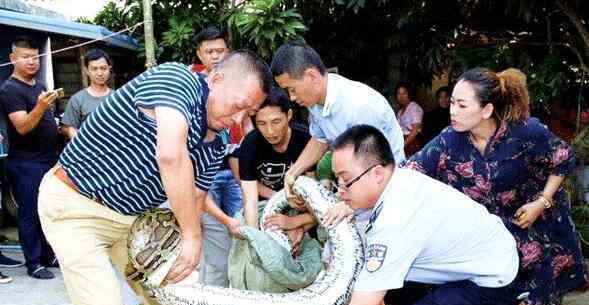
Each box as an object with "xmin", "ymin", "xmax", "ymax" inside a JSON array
[{"xmin": 402, "ymin": 117, "xmax": 587, "ymax": 305}]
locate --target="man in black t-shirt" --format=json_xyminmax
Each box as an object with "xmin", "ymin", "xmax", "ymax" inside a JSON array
[
  {"xmin": 239, "ymin": 122, "xmax": 308, "ymax": 193},
  {"xmin": 235, "ymin": 89, "xmax": 315, "ymax": 253},
  {"xmin": 0, "ymin": 36, "xmax": 60, "ymax": 280}
]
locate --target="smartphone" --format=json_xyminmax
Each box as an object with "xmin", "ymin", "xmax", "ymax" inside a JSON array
[{"xmin": 54, "ymin": 88, "xmax": 65, "ymax": 98}]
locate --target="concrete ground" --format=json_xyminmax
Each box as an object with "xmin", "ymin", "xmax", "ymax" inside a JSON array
[
  {"xmin": 1, "ymin": 249, "xmax": 140, "ymax": 305},
  {"xmin": 1, "ymin": 226, "xmax": 139, "ymax": 305},
  {"xmin": 1, "ymin": 249, "xmax": 71, "ymax": 305}
]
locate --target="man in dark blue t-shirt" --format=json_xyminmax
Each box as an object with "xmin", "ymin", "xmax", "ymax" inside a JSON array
[{"xmin": 0, "ymin": 36, "xmax": 60, "ymax": 280}]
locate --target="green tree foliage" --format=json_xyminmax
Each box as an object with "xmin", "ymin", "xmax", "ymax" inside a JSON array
[
  {"xmin": 162, "ymin": 17, "xmax": 197, "ymax": 62},
  {"xmin": 74, "ymin": 16, "xmax": 94, "ymax": 24},
  {"xmin": 445, "ymin": 0, "xmax": 589, "ymax": 111},
  {"xmin": 226, "ymin": 0, "xmax": 306, "ymax": 59},
  {"xmin": 91, "ymin": 0, "xmax": 306, "ymax": 64},
  {"xmin": 298, "ymin": 0, "xmax": 588, "ymax": 112},
  {"xmin": 92, "ymin": 1, "xmax": 226, "ymax": 64},
  {"xmin": 152, "ymin": 1, "xmax": 218, "ymax": 63},
  {"xmin": 93, "ymin": 1, "xmax": 141, "ymax": 33},
  {"xmin": 89, "ymin": 0, "xmax": 589, "ymax": 114}
]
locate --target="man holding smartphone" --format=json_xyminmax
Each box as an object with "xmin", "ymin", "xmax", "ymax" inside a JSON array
[{"xmin": 0, "ymin": 36, "xmax": 61, "ymax": 279}]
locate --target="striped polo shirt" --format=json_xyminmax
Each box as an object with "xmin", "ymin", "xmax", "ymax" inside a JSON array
[{"xmin": 59, "ymin": 62, "xmax": 226, "ymax": 215}]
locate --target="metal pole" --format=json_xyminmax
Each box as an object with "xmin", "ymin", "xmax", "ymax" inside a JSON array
[{"xmin": 142, "ymin": 0, "xmax": 156, "ymax": 68}]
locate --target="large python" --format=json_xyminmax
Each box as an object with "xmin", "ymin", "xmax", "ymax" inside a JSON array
[{"xmin": 126, "ymin": 176, "xmax": 364, "ymax": 305}]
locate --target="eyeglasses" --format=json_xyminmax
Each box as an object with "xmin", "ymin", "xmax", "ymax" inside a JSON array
[{"xmin": 331, "ymin": 164, "xmax": 379, "ymax": 192}]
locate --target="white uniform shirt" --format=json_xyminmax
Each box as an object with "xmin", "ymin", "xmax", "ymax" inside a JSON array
[
  {"xmin": 354, "ymin": 168, "xmax": 519, "ymax": 292},
  {"xmin": 307, "ymin": 73, "xmax": 406, "ymax": 162}
]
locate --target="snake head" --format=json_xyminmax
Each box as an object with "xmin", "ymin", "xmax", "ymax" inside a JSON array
[{"xmin": 292, "ymin": 176, "xmax": 339, "ymax": 221}]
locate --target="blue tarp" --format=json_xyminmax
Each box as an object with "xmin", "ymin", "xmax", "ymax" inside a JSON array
[{"xmin": 0, "ymin": 9, "xmax": 139, "ymax": 50}]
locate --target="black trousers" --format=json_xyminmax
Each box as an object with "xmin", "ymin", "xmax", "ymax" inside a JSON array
[
  {"xmin": 6, "ymin": 159, "xmax": 55, "ymax": 271},
  {"xmin": 386, "ymin": 280, "xmax": 519, "ymax": 305}
]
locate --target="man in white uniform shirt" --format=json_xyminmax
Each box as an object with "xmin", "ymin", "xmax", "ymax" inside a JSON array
[{"xmin": 323, "ymin": 124, "xmax": 521, "ymax": 305}]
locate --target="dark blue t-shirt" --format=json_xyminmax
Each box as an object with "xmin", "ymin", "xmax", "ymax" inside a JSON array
[{"xmin": 0, "ymin": 77, "xmax": 59, "ymax": 162}]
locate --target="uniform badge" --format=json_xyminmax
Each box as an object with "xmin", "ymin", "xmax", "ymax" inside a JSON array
[{"xmin": 365, "ymin": 243, "xmax": 387, "ymax": 273}]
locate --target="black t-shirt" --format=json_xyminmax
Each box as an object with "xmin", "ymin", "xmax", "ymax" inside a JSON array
[
  {"xmin": 0, "ymin": 77, "xmax": 60, "ymax": 162},
  {"xmin": 237, "ymin": 125, "xmax": 310, "ymax": 191}
]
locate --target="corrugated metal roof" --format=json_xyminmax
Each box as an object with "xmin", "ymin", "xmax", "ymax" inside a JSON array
[{"xmin": 0, "ymin": 9, "xmax": 139, "ymax": 50}]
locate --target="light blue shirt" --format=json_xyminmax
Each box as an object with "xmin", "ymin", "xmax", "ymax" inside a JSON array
[{"xmin": 308, "ymin": 73, "xmax": 405, "ymax": 162}]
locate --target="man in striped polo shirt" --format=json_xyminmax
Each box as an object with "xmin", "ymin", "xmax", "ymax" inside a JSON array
[{"xmin": 37, "ymin": 51, "xmax": 272, "ymax": 305}]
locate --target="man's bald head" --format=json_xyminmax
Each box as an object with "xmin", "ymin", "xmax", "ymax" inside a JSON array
[{"xmin": 212, "ymin": 50, "xmax": 273, "ymax": 95}]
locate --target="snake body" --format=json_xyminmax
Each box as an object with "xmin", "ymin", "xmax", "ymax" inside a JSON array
[{"xmin": 126, "ymin": 176, "xmax": 364, "ymax": 305}]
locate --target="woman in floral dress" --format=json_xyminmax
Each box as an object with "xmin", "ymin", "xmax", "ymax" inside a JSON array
[{"xmin": 403, "ymin": 67, "xmax": 587, "ymax": 305}]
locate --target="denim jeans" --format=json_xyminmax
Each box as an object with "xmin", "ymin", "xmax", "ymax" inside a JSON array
[
  {"xmin": 200, "ymin": 169, "xmax": 243, "ymax": 287},
  {"xmin": 208, "ymin": 169, "xmax": 243, "ymax": 217}
]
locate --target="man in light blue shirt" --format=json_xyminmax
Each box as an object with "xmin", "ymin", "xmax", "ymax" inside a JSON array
[{"xmin": 271, "ymin": 41, "xmax": 404, "ymax": 207}]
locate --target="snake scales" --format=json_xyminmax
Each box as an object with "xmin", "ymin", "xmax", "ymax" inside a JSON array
[{"xmin": 126, "ymin": 176, "xmax": 364, "ymax": 305}]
